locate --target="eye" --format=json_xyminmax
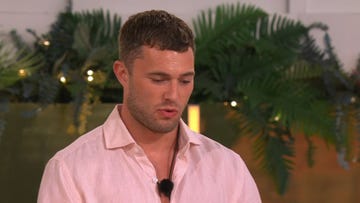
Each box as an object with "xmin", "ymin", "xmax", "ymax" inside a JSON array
[
  {"xmin": 180, "ymin": 79, "xmax": 191, "ymax": 84},
  {"xmin": 151, "ymin": 78, "xmax": 166, "ymax": 84},
  {"xmin": 179, "ymin": 76, "xmax": 193, "ymax": 85}
]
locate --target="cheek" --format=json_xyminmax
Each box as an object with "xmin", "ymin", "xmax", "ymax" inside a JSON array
[
  {"xmin": 137, "ymin": 82, "xmax": 162, "ymax": 99},
  {"xmin": 180, "ymin": 85, "xmax": 194, "ymax": 100}
]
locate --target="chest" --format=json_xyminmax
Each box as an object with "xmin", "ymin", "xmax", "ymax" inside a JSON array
[{"xmin": 72, "ymin": 150, "xmax": 232, "ymax": 203}]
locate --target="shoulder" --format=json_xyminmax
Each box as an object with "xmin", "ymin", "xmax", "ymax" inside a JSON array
[
  {"xmin": 182, "ymin": 120, "xmax": 239, "ymax": 159},
  {"xmin": 50, "ymin": 125, "xmax": 104, "ymax": 162},
  {"xmin": 186, "ymin": 131, "xmax": 262, "ymax": 201},
  {"xmin": 181, "ymin": 120, "xmax": 243, "ymax": 165},
  {"xmin": 188, "ymin": 130, "xmax": 246, "ymax": 169}
]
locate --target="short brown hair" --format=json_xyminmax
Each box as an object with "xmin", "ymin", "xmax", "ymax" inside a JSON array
[{"xmin": 119, "ymin": 10, "xmax": 194, "ymax": 68}]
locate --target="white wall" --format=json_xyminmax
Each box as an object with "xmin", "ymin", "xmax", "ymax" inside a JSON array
[
  {"xmin": 0, "ymin": 0, "xmax": 359, "ymax": 72},
  {"xmin": 291, "ymin": 0, "xmax": 360, "ymax": 72},
  {"xmin": 71, "ymin": 0, "xmax": 287, "ymax": 25},
  {"xmin": 0, "ymin": 0, "xmax": 67, "ymax": 40}
]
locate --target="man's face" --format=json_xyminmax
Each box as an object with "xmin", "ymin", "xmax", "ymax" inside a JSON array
[{"xmin": 124, "ymin": 46, "xmax": 194, "ymax": 133}]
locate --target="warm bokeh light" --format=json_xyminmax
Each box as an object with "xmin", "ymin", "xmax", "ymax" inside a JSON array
[
  {"xmin": 87, "ymin": 75, "xmax": 94, "ymax": 82},
  {"xmin": 43, "ymin": 40, "xmax": 50, "ymax": 46},
  {"xmin": 351, "ymin": 96, "xmax": 356, "ymax": 103},
  {"xmin": 18, "ymin": 69, "xmax": 26, "ymax": 77},
  {"xmin": 230, "ymin": 100, "xmax": 237, "ymax": 107},
  {"xmin": 188, "ymin": 104, "xmax": 200, "ymax": 133},
  {"xmin": 87, "ymin": 69, "xmax": 94, "ymax": 76},
  {"xmin": 59, "ymin": 76, "xmax": 67, "ymax": 83},
  {"xmin": 274, "ymin": 115, "xmax": 280, "ymax": 121}
]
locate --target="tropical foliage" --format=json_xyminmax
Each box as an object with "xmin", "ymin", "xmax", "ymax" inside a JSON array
[
  {"xmin": 2, "ymin": 2, "xmax": 122, "ymax": 135},
  {"xmin": 192, "ymin": 3, "xmax": 358, "ymax": 193},
  {"xmin": 0, "ymin": 37, "xmax": 43, "ymax": 140}
]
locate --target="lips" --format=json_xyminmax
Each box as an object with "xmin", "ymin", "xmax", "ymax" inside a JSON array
[{"xmin": 158, "ymin": 108, "xmax": 179, "ymax": 118}]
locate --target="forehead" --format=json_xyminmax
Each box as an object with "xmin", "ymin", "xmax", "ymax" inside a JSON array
[{"xmin": 133, "ymin": 46, "xmax": 195, "ymax": 74}]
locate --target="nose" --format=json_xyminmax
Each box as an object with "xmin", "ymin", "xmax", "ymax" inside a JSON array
[{"xmin": 164, "ymin": 80, "xmax": 179, "ymax": 101}]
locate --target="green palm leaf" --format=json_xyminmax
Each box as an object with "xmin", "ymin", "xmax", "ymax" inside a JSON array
[
  {"xmin": 0, "ymin": 41, "xmax": 43, "ymax": 89},
  {"xmin": 193, "ymin": 3, "xmax": 339, "ymax": 194}
]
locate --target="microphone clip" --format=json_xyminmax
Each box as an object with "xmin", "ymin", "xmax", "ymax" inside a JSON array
[{"xmin": 157, "ymin": 179, "xmax": 174, "ymax": 198}]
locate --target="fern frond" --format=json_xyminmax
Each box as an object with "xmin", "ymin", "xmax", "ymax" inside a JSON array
[
  {"xmin": 194, "ymin": 3, "xmax": 267, "ymax": 66},
  {"xmin": 254, "ymin": 131, "xmax": 294, "ymax": 194}
]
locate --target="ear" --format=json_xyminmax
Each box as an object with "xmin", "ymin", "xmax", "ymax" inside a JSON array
[{"xmin": 113, "ymin": 60, "xmax": 129, "ymax": 87}]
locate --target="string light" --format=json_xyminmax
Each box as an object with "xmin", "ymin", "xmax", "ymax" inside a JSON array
[
  {"xmin": 230, "ymin": 101, "xmax": 237, "ymax": 107},
  {"xmin": 18, "ymin": 69, "xmax": 27, "ymax": 77},
  {"xmin": 274, "ymin": 115, "xmax": 280, "ymax": 121},
  {"xmin": 350, "ymin": 96, "xmax": 356, "ymax": 103},
  {"xmin": 43, "ymin": 40, "xmax": 50, "ymax": 46},
  {"xmin": 38, "ymin": 39, "xmax": 50, "ymax": 47},
  {"xmin": 87, "ymin": 69, "xmax": 94, "ymax": 76},
  {"xmin": 272, "ymin": 113, "xmax": 281, "ymax": 122},
  {"xmin": 60, "ymin": 76, "xmax": 67, "ymax": 84},
  {"xmin": 87, "ymin": 76, "xmax": 94, "ymax": 82}
]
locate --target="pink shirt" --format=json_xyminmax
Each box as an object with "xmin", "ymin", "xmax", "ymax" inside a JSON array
[{"xmin": 38, "ymin": 105, "xmax": 261, "ymax": 203}]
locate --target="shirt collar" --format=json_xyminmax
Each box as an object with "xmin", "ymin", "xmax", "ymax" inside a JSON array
[
  {"xmin": 103, "ymin": 104, "xmax": 201, "ymax": 150},
  {"xmin": 178, "ymin": 119, "xmax": 201, "ymax": 148},
  {"xmin": 103, "ymin": 105, "xmax": 136, "ymax": 149}
]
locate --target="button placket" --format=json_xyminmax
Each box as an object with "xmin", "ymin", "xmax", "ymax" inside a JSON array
[{"xmin": 130, "ymin": 145, "xmax": 158, "ymax": 181}]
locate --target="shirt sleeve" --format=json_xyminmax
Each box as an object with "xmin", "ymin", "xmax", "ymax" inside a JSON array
[{"xmin": 37, "ymin": 158, "xmax": 82, "ymax": 203}]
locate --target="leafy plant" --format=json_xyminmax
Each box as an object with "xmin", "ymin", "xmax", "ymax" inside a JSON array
[
  {"xmin": 192, "ymin": 3, "xmax": 354, "ymax": 194},
  {"xmin": 13, "ymin": 1, "xmax": 122, "ymax": 134},
  {"xmin": 0, "ymin": 36, "xmax": 43, "ymax": 139}
]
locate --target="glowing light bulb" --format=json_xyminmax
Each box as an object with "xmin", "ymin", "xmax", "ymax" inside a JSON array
[
  {"xmin": 87, "ymin": 76, "xmax": 94, "ymax": 82},
  {"xmin": 60, "ymin": 76, "xmax": 67, "ymax": 83},
  {"xmin": 18, "ymin": 69, "xmax": 26, "ymax": 77},
  {"xmin": 273, "ymin": 113, "xmax": 281, "ymax": 122},
  {"xmin": 87, "ymin": 69, "xmax": 94, "ymax": 76},
  {"xmin": 230, "ymin": 101, "xmax": 237, "ymax": 107},
  {"xmin": 351, "ymin": 96, "xmax": 356, "ymax": 103},
  {"xmin": 43, "ymin": 40, "xmax": 50, "ymax": 46},
  {"xmin": 274, "ymin": 116, "xmax": 280, "ymax": 121}
]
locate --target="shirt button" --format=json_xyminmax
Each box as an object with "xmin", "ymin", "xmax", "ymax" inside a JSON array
[
  {"xmin": 133, "ymin": 147, "xmax": 141, "ymax": 155},
  {"xmin": 152, "ymin": 177, "xmax": 158, "ymax": 184}
]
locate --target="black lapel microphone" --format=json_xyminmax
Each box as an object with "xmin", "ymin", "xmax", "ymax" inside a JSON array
[{"xmin": 157, "ymin": 179, "xmax": 174, "ymax": 198}]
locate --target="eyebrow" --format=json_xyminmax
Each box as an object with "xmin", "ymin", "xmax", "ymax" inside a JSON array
[{"xmin": 147, "ymin": 71, "xmax": 195, "ymax": 78}]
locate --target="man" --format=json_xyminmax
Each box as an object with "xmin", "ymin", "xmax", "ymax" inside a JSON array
[{"xmin": 38, "ymin": 10, "xmax": 261, "ymax": 203}]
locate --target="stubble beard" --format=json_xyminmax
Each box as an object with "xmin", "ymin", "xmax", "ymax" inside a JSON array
[{"xmin": 126, "ymin": 90, "xmax": 181, "ymax": 134}]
